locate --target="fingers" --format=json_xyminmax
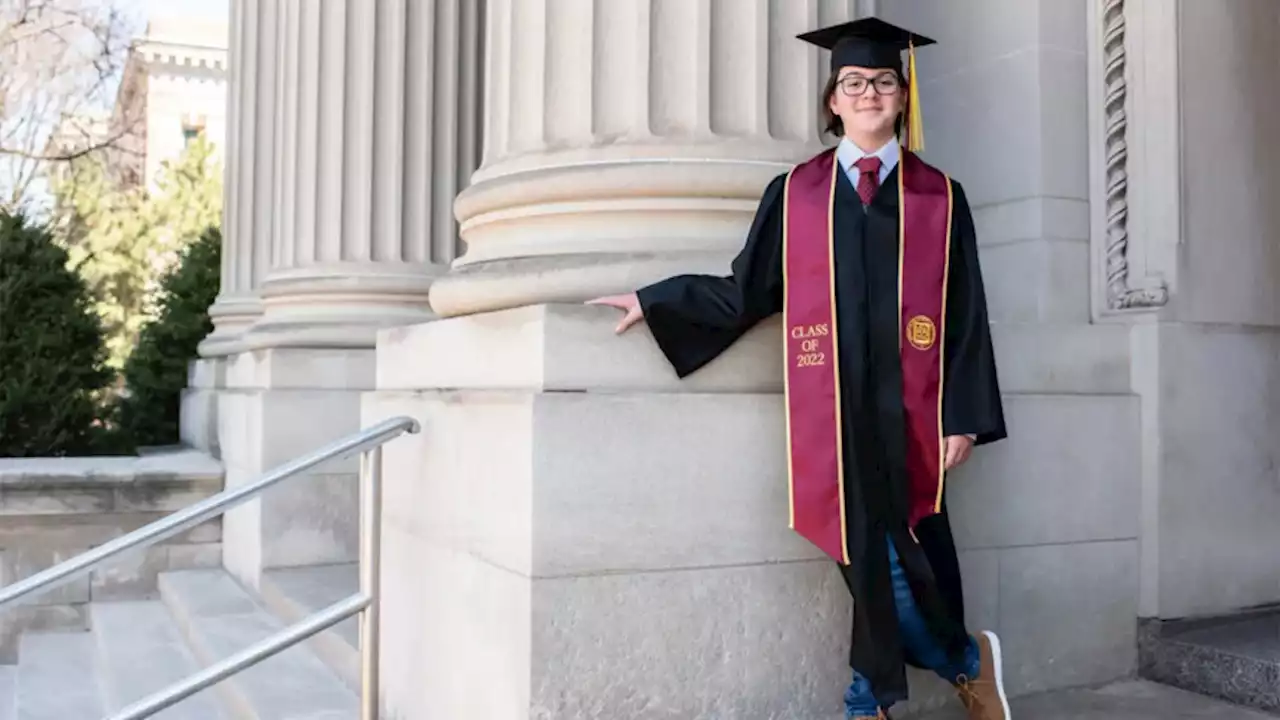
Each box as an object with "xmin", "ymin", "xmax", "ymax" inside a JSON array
[
  {"xmin": 944, "ymin": 439, "xmax": 959, "ymax": 470},
  {"xmin": 585, "ymin": 294, "xmax": 631, "ymax": 310},
  {"xmin": 586, "ymin": 293, "xmax": 644, "ymax": 334},
  {"xmin": 944, "ymin": 436, "xmax": 973, "ymax": 470},
  {"xmin": 615, "ymin": 307, "xmax": 643, "ymax": 334}
]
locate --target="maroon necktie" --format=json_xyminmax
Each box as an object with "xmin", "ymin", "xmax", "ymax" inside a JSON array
[{"xmin": 855, "ymin": 156, "xmax": 882, "ymax": 205}]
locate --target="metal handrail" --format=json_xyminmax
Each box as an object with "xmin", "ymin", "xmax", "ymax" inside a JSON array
[{"xmin": 0, "ymin": 415, "xmax": 419, "ymax": 720}]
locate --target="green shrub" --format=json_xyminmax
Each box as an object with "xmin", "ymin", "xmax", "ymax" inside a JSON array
[
  {"xmin": 114, "ymin": 226, "xmax": 221, "ymax": 448},
  {"xmin": 0, "ymin": 211, "xmax": 117, "ymax": 456}
]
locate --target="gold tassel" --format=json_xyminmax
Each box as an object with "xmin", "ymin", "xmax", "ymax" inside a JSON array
[{"xmin": 904, "ymin": 40, "xmax": 925, "ymax": 153}]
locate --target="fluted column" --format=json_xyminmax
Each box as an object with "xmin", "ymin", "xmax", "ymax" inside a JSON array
[
  {"xmin": 199, "ymin": 0, "xmax": 267, "ymax": 356},
  {"xmin": 228, "ymin": 0, "xmax": 482, "ymax": 350},
  {"xmin": 429, "ymin": 0, "xmax": 860, "ymax": 318}
]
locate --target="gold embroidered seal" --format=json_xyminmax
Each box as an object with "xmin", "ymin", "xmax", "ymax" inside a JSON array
[{"xmin": 906, "ymin": 315, "xmax": 936, "ymax": 351}]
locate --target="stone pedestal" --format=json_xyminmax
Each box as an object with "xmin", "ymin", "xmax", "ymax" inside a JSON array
[
  {"xmin": 180, "ymin": 358, "xmax": 225, "ymax": 457},
  {"xmin": 368, "ymin": 302, "xmax": 1147, "ymax": 716},
  {"xmin": 218, "ymin": 349, "xmax": 372, "ymax": 588},
  {"xmin": 366, "ymin": 306, "xmax": 864, "ymax": 719}
]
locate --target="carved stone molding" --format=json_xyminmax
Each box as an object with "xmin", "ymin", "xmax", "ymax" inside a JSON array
[
  {"xmin": 1101, "ymin": 0, "xmax": 1168, "ymax": 311},
  {"xmin": 1090, "ymin": 0, "xmax": 1179, "ymax": 316}
]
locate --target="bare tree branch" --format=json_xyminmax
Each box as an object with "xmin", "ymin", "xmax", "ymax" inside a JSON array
[
  {"xmin": 0, "ymin": 0, "xmax": 138, "ymax": 210},
  {"xmin": 0, "ymin": 131, "xmax": 117, "ymax": 161}
]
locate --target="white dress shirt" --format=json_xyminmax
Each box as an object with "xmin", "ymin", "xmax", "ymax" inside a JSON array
[{"xmin": 836, "ymin": 136, "xmax": 900, "ymax": 190}]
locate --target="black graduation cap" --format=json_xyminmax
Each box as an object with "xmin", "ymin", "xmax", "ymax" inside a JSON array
[
  {"xmin": 797, "ymin": 17, "xmax": 935, "ymax": 152},
  {"xmin": 796, "ymin": 16, "xmax": 936, "ymax": 75}
]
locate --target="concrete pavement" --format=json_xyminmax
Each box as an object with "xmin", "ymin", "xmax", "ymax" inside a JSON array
[{"xmin": 915, "ymin": 680, "xmax": 1279, "ymax": 719}]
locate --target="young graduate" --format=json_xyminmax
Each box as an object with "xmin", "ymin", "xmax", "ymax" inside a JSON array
[{"xmin": 589, "ymin": 17, "xmax": 1009, "ymax": 720}]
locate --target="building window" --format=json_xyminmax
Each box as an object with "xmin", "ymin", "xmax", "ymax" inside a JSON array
[{"xmin": 181, "ymin": 113, "xmax": 207, "ymax": 146}]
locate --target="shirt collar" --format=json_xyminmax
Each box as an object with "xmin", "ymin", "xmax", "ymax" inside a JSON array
[{"xmin": 836, "ymin": 136, "xmax": 900, "ymax": 174}]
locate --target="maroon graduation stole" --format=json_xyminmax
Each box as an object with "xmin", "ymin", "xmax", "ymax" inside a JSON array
[{"xmin": 782, "ymin": 147, "xmax": 953, "ymax": 564}]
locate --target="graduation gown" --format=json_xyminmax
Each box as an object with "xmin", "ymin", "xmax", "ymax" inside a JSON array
[{"xmin": 636, "ymin": 152, "xmax": 1006, "ymax": 702}]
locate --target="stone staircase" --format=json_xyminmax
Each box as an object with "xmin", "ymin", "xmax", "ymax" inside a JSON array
[
  {"xmin": 1140, "ymin": 607, "xmax": 1280, "ymax": 715},
  {"xmin": 0, "ymin": 563, "xmax": 360, "ymax": 720}
]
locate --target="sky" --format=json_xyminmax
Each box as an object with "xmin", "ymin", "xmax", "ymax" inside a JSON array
[
  {"xmin": 137, "ymin": 0, "xmax": 228, "ymax": 23},
  {"xmin": 2, "ymin": 0, "xmax": 230, "ymax": 211}
]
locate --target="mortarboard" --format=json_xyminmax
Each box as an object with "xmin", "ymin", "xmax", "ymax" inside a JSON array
[
  {"xmin": 796, "ymin": 17, "xmax": 935, "ymax": 75},
  {"xmin": 797, "ymin": 17, "xmax": 935, "ymax": 152}
]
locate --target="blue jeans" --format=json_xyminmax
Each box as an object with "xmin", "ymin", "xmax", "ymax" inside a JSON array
[{"xmin": 845, "ymin": 537, "xmax": 980, "ymax": 718}]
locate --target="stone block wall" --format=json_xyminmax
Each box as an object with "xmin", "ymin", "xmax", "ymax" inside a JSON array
[
  {"xmin": 0, "ymin": 451, "xmax": 224, "ymax": 661},
  {"xmin": 877, "ymin": 0, "xmax": 1145, "ymax": 697},
  {"xmin": 1137, "ymin": 0, "xmax": 1280, "ymax": 622}
]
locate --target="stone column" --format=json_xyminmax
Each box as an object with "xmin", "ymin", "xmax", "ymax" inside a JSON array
[
  {"xmin": 430, "ymin": 0, "xmax": 858, "ymax": 317},
  {"xmin": 184, "ymin": 0, "xmax": 274, "ymax": 454},
  {"xmin": 198, "ymin": 0, "xmax": 265, "ymax": 357},
  {"xmin": 238, "ymin": 0, "xmax": 483, "ymax": 349},
  {"xmin": 208, "ymin": 0, "xmax": 483, "ymax": 588}
]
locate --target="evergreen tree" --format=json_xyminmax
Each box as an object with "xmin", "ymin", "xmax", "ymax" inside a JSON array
[
  {"xmin": 0, "ymin": 211, "xmax": 116, "ymax": 456},
  {"xmin": 114, "ymin": 226, "xmax": 221, "ymax": 448},
  {"xmin": 50, "ymin": 135, "xmax": 223, "ymax": 369}
]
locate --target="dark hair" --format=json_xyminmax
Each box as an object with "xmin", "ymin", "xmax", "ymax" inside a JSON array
[
  {"xmin": 821, "ymin": 73, "xmax": 845, "ymax": 137},
  {"xmin": 820, "ymin": 70, "xmax": 906, "ymax": 139}
]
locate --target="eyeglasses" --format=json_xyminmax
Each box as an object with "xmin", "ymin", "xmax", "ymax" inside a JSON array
[{"xmin": 836, "ymin": 72, "xmax": 901, "ymax": 97}]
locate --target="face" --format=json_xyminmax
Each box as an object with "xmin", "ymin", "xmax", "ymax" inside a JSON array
[{"xmin": 828, "ymin": 66, "xmax": 904, "ymax": 138}]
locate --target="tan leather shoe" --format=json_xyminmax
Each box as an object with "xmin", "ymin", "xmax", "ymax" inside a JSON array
[{"xmin": 955, "ymin": 630, "xmax": 1011, "ymax": 720}]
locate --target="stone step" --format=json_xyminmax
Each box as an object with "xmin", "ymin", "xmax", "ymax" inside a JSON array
[
  {"xmin": 159, "ymin": 569, "xmax": 359, "ymax": 720},
  {"xmin": 15, "ymin": 631, "xmax": 104, "ymax": 720},
  {"xmin": 1140, "ymin": 609, "xmax": 1280, "ymax": 714},
  {"xmin": 258, "ymin": 564, "xmax": 360, "ymax": 692},
  {"xmin": 90, "ymin": 601, "xmax": 228, "ymax": 719}
]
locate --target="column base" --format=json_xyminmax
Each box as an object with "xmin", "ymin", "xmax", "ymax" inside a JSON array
[
  {"xmin": 367, "ymin": 304, "xmax": 855, "ymax": 719},
  {"xmin": 197, "ymin": 294, "xmax": 263, "ymax": 358},
  {"xmin": 242, "ymin": 262, "xmax": 441, "ymax": 350},
  {"xmin": 433, "ymin": 154, "xmax": 810, "ymax": 318},
  {"xmin": 428, "ymin": 250, "xmax": 733, "ymax": 319}
]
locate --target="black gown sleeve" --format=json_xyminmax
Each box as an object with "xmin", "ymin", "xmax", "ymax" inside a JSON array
[
  {"xmin": 942, "ymin": 181, "xmax": 1007, "ymax": 445},
  {"xmin": 635, "ymin": 173, "xmax": 787, "ymax": 378}
]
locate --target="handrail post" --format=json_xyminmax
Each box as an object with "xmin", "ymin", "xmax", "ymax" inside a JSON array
[{"xmin": 360, "ymin": 446, "xmax": 384, "ymax": 720}]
